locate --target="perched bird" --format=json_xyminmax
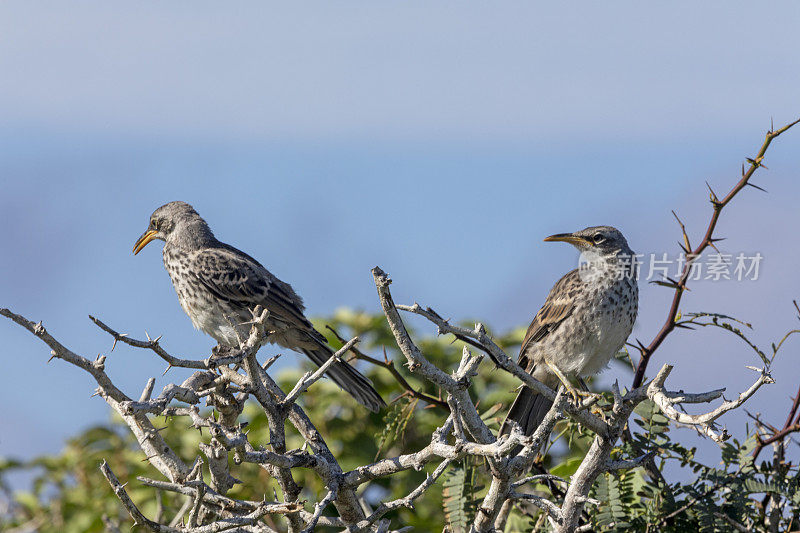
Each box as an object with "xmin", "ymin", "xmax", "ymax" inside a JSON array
[
  {"xmin": 499, "ymin": 226, "xmax": 638, "ymax": 438},
  {"xmin": 132, "ymin": 201, "xmax": 385, "ymax": 412}
]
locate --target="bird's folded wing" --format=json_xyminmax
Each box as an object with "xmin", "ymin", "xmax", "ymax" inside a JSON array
[
  {"xmin": 190, "ymin": 248, "xmax": 313, "ymax": 331},
  {"xmin": 517, "ymin": 269, "xmax": 581, "ymax": 370}
]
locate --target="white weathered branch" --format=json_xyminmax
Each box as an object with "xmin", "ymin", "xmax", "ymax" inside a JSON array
[
  {"xmin": 508, "ymin": 491, "xmax": 562, "ymax": 523},
  {"xmin": 1, "ymin": 308, "xmax": 192, "ymax": 483},
  {"xmin": 604, "ymin": 452, "xmax": 656, "ymax": 472},
  {"xmin": 372, "ymin": 268, "xmax": 460, "ymax": 391},
  {"xmin": 647, "ymin": 363, "xmax": 774, "ymax": 442},
  {"xmin": 282, "ymin": 336, "xmax": 359, "ymax": 407},
  {"xmin": 349, "ymin": 458, "xmax": 453, "ymax": 532},
  {"xmin": 102, "ymin": 461, "xmax": 285, "ymax": 533}
]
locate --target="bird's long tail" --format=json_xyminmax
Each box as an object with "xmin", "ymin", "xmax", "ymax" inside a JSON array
[
  {"xmin": 299, "ymin": 344, "xmax": 386, "ymax": 413},
  {"xmin": 499, "ymin": 386, "xmax": 553, "ymax": 439}
]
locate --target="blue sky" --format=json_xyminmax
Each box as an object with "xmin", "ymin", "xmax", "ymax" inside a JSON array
[{"xmin": 1, "ymin": 2, "xmax": 800, "ymax": 476}]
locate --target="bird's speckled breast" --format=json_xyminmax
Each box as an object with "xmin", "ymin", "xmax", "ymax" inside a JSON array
[
  {"xmin": 580, "ymin": 273, "xmax": 638, "ymax": 376},
  {"xmin": 163, "ymin": 245, "xmax": 243, "ymax": 346},
  {"xmin": 541, "ymin": 265, "xmax": 637, "ymax": 379}
]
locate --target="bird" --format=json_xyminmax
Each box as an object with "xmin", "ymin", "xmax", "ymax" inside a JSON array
[
  {"xmin": 499, "ymin": 226, "xmax": 638, "ymax": 439},
  {"xmin": 132, "ymin": 201, "xmax": 385, "ymax": 412}
]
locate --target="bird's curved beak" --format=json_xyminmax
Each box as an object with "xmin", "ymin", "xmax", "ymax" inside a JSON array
[
  {"xmin": 544, "ymin": 233, "xmax": 591, "ymax": 246},
  {"xmin": 133, "ymin": 229, "xmax": 159, "ymax": 255}
]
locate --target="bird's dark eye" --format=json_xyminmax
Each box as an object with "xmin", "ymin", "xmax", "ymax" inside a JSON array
[{"xmin": 593, "ymin": 233, "xmax": 605, "ymax": 243}]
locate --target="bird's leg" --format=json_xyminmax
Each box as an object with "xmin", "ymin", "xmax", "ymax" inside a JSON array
[
  {"xmin": 576, "ymin": 376, "xmax": 607, "ymax": 420},
  {"xmin": 543, "ymin": 357, "xmax": 584, "ymax": 405},
  {"xmin": 577, "ymin": 377, "xmax": 604, "ymax": 402}
]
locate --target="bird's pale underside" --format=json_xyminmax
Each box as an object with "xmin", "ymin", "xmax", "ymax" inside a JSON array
[
  {"xmin": 133, "ymin": 201, "xmax": 385, "ymax": 412},
  {"xmin": 500, "ymin": 226, "xmax": 638, "ymax": 438}
]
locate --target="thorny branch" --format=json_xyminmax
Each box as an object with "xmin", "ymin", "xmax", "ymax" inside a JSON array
[
  {"xmin": 631, "ymin": 117, "xmax": 800, "ymax": 388},
  {"xmin": 647, "ymin": 364, "xmax": 774, "ymax": 442},
  {"xmin": 751, "ymin": 301, "xmax": 800, "ymax": 462}
]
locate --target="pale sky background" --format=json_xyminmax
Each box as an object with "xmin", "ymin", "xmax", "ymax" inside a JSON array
[{"xmin": 1, "ymin": 2, "xmax": 800, "ymax": 483}]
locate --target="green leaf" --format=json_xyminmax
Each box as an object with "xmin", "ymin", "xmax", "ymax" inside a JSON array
[
  {"xmin": 442, "ymin": 464, "xmax": 468, "ymax": 533},
  {"xmin": 550, "ymin": 456, "xmax": 583, "ymax": 478}
]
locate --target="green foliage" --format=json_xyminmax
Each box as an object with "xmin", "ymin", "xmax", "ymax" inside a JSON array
[
  {"xmin": 572, "ymin": 405, "xmax": 800, "ymax": 533},
  {"xmin": 374, "ymin": 396, "xmax": 419, "ymax": 460},
  {"xmin": 1, "ymin": 309, "xmax": 798, "ymax": 532},
  {"xmin": 593, "ymin": 471, "xmax": 636, "ymax": 529},
  {"xmin": 441, "ymin": 458, "xmax": 484, "ymax": 533}
]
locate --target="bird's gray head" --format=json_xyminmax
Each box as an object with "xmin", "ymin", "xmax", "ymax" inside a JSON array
[
  {"xmin": 133, "ymin": 201, "xmax": 215, "ymax": 254},
  {"xmin": 544, "ymin": 225, "xmax": 632, "ymax": 257}
]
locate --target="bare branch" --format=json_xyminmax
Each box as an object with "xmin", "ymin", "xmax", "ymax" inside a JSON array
[
  {"xmin": 647, "ymin": 364, "xmax": 774, "ymax": 442},
  {"xmin": 350, "ymin": 459, "xmax": 453, "ymax": 532},
  {"xmin": 300, "ymin": 489, "xmax": 337, "ymax": 533},
  {"xmin": 604, "ymin": 452, "xmax": 656, "ymax": 472},
  {"xmin": 282, "ymin": 336, "xmax": 359, "ymax": 407},
  {"xmin": 136, "ymin": 477, "xmax": 301, "ymax": 516},
  {"xmin": 372, "ymin": 268, "xmax": 460, "ymax": 391},
  {"xmin": 632, "ymin": 116, "xmax": 800, "ymax": 387},
  {"xmin": 508, "ymin": 491, "xmax": 562, "ymax": 522},
  {"xmin": 2, "ymin": 308, "xmax": 191, "ymax": 482},
  {"xmin": 90, "ymin": 315, "xmax": 207, "ymax": 370}
]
